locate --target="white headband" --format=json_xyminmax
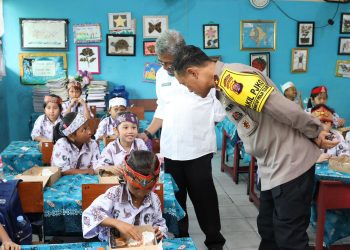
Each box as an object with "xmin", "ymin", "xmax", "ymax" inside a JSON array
[
  {"xmin": 109, "ymin": 97, "xmax": 127, "ymax": 109},
  {"xmin": 281, "ymin": 81, "xmax": 295, "ymax": 93},
  {"xmin": 62, "ymin": 113, "xmax": 87, "ymax": 136}
]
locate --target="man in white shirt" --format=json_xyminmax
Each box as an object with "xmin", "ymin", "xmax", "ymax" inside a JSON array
[{"xmin": 140, "ymin": 30, "xmax": 226, "ymax": 250}]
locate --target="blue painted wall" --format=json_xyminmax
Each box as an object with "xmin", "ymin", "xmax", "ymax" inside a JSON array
[{"xmin": 1, "ymin": 0, "xmax": 350, "ymax": 151}]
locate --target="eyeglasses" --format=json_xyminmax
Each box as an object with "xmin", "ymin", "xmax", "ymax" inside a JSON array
[{"xmin": 157, "ymin": 59, "xmax": 174, "ymax": 68}]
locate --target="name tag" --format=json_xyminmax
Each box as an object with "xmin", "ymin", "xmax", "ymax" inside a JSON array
[
  {"xmin": 218, "ymin": 69, "xmax": 274, "ymax": 112},
  {"xmin": 161, "ymin": 82, "xmax": 171, "ymax": 87}
]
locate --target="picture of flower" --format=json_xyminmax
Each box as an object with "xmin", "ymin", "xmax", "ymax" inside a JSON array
[
  {"xmin": 203, "ymin": 24, "xmax": 219, "ymax": 49},
  {"xmin": 76, "ymin": 46, "xmax": 100, "ymax": 74},
  {"xmin": 297, "ymin": 22, "xmax": 314, "ymax": 47}
]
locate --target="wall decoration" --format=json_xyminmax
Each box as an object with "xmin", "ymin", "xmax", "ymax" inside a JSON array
[
  {"xmin": 203, "ymin": 24, "xmax": 219, "ymax": 49},
  {"xmin": 297, "ymin": 22, "xmax": 314, "ymax": 47},
  {"xmin": 76, "ymin": 45, "xmax": 100, "ymax": 74},
  {"xmin": 250, "ymin": 52, "xmax": 270, "ymax": 77},
  {"xmin": 20, "ymin": 18, "xmax": 68, "ymax": 50},
  {"xmin": 111, "ymin": 19, "xmax": 136, "ymax": 35},
  {"xmin": 336, "ymin": 60, "xmax": 350, "ymax": 78},
  {"xmin": 340, "ymin": 13, "xmax": 350, "ymax": 34},
  {"xmin": 143, "ymin": 16, "xmax": 168, "ymax": 38},
  {"xmin": 291, "ymin": 48, "xmax": 308, "ymax": 73},
  {"xmin": 143, "ymin": 41, "xmax": 156, "ymax": 56},
  {"xmin": 338, "ymin": 37, "xmax": 350, "ymax": 55},
  {"xmin": 108, "ymin": 12, "xmax": 132, "ymax": 31},
  {"xmin": 18, "ymin": 53, "xmax": 67, "ymax": 85},
  {"xmin": 73, "ymin": 24, "xmax": 102, "ymax": 43},
  {"xmin": 106, "ymin": 34, "xmax": 136, "ymax": 56},
  {"xmin": 209, "ymin": 55, "xmax": 221, "ymax": 62},
  {"xmin": 240, "ymin": 20, "xmax": 276, "ymax": 51},
  {"xmin": 144, "ymin": 62, "xmax": 161, "ymax": 82}
]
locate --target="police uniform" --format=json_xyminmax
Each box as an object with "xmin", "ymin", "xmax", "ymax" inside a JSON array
[{"xmin": 214, "ymin": 61, "xmax": 323, "ymax": 250}]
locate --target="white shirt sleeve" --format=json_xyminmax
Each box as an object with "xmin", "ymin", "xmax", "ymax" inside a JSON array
[
  {"xmin": 94, "ymin": 118, "xmax": 108, "ymax": 140},
  {"xmin": 51, "ymin": 139, "xmax": 72, "ymax": 172},
  {"xmin": 209, "ymin": 89, "xmax": 226, "ymax": 122},
  {"xmin": 153, "ymin": 71, "xmax": 166, "ymax": 120},
  {"xmin": 95, "ymin": 142, "xmax": 115, "ymax": 169},
  {"xmin": 31, "ymin": 115, "xmax": 44, "ymax": 140}
]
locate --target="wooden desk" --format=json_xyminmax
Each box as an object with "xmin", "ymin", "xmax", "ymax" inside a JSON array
[{"xmin": 41, "ymin": 142, "xmax": 53, "ymax": 166}]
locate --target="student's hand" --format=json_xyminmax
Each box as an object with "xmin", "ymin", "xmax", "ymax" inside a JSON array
[
  {"xmin": 337, "ymin": 118, "xmax": 345, "ymax": 128},
  {"xmin": 114, "ymin": 220, "xmax": 142, "ymax": 241},
  {"xmin": 317, "ymin": 153, "xmax": 331, "ymax": 163},
  {"xmin": 138, "ymin": 133, "xmax": 148, "ymax": 142},
  {"xmin": 98, "ymin": 166, "xmax": 123, "ymax": 176},
  {"xmin": 314, "ymin": 130, "xmax": 340, "ymax": 149},
  {"xmin": 78, "ymin": 98, "xmax": 86, "ymax": 105},
  {"xmin": 153, "ymin": 226, "xmax": 163, "ymax": 241},
  {"xmin": 70, "ymin": 98, "xmax": 79, "ymax": 106},
  {"xmin": 297, "ymin": 91, "xmax": 302, "ymax": 101},
  {"xmin": 1, "ymin": 240, "xmax": 21, "ymax": 250}
]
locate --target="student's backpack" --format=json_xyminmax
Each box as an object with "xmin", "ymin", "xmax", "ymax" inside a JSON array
[{"xmin": 0, "ymin": 179, "xmax": 32, "ymax": 244}]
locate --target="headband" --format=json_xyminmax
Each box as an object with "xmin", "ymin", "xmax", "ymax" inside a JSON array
[
  {"xmin": 123, "ymin": 155, "xmax": 160, "ymax": 190},
  {"xmin": 61, "ymin": 113, "xmax": 87, "ymax": 136},
  {"xmin": 114, "ymin": 112, "xmax": 138, "ymax": 128},
  {"xmin": 67, "ymin": 80, "xmax": 82, "ymax": 91},
  {"xmin": 44, "ymin": 95, "xmax": 62, "ymax": 105},
  {"xmin": 311, "ymin": 105, "xmax": 334, "ymax": 124},
  {"xmin": 311, "ymin": 86, "xmax": 327, "ymax": 95}
]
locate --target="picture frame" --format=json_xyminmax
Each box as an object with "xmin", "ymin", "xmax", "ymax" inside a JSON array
[
  {"xmin": 297, "ymin": 22, "xmax": 314, "ymax": 47},
  {"xmin": 111, "ymin": 19, "xmax": 136, "ymax": 35},
  {"xmin": 291, "ymin": 48, "xmax": 308, "ymax": 73},
  {"xmin": 106, "ymin": 34, "xmax": 136, "ymax": 56},
  {"xmin": 338, "ymin": 37, "xmax": 350, "ymax": 55},
  {"xmin": 250, "ymin": 52, "xmax": 270, "ymax": 77},
  {"xmin": 203, "ymin": 24, "xmax": 219, "ymax": 49},
  {"xmin": 143, "ymin": 16, "xmax": 168, "ymax": 39},
  {"xmin": 20, "ymin": 18, "xmax": 68, "ymax": 50},
  {"xmin": 143, "ymin": 41, "xmax": 157, "ymax": 56},
  {"xmin": 73, "ymin": 24, "xmax": 102, "ymax": 43},
  {"xmin": 144, "ymin": 62, "xmax": 162, "ymax": 82},
  {"xmin": 108, "ymin": 12, "xmax": 132, "ymax": 31},
  {"xmin": 340, "ymin": 13, "xmax": 350, "ymax": 34},
  {"xmin": 76, "ymin": 45, "xmax": 100, "ymax": 74},
  {"xmin": 18, "ymin": 53, "xmax": 67, "ymax": 85},
  {"xmin": 335, "ymin": 60, "xmax": 350, "ymax": 78},
  {"xmin": 240, "ymin": 20, "xmax": 276, "ymax": 51}
]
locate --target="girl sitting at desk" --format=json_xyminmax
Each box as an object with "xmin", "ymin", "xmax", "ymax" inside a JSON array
[
  {"xmin": 31, "ymin": 94, "xmax": 62, "ymax": 144},
  {"xmin": 83, "ymin": 150, "xmax": 167, "ymax": 242},
  {"xmin": 51, "ymin": 112, "xmax": 100, "ymax": 175}
]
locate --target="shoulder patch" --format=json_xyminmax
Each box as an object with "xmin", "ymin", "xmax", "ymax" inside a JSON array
[{"xmin": 218, "ymin": 69, "xmax": 274, "ymax": 112}]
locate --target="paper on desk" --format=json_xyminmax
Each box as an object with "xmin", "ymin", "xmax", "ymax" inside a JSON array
[{"xmin": 20, "ymin": 146, "xmax": 30, "ymax": 151}]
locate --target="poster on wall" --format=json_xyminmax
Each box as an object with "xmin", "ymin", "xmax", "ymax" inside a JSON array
[
  {"xmin": 240, "ymin": 20, "xmax": 276, "ymax": 51},
  {"xmin": 143, "ymin": 62, "xmax": 161, "ymax": 82},
  {"xmin": 73, "ymin": 24, "xmax": 102, "ymax": 43},
  {"xmin": 19, "ymin": 53, "xmax": 67, "ymax": 85},
  {"xmin": 76, "ymin": 45, "xmax": 100, "ymax": 74},
  {"xmin": 336, "ymin": 60, "xmax": 350, "ymax": 78}
]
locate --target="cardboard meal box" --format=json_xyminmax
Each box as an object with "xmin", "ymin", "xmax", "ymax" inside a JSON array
[
  {"xmin": 329, "ymin": 156, "xmax": 350, "ymax": 174},
  {"xmin": 98, "ymin": 169, "xmax": 120, "ymax": 184},
  {"xmin": 15, "ymin": 166, "xmax": 61, "ymax": 187},
  {"xmin": 108, "ymin": 225, "xmax": 162, "ymax": 250}
]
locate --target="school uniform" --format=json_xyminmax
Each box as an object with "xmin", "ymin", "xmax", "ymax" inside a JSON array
[
  {"xmin": 95, "ymin": 138, "xmax": 148, "ymax": 169},
  {"xmin": 326, "ymin": 129, "xmax": 350, "ymax": 156},
  {"xmin": 51, "ymin": 137, "xmax": 100, "ymax": 172},
  {"xmin": 82, "ymin": 184, "xmax": 167, "ymax": 241},
  {"xmin": 31, "ymin": 114, "xmax": 61, "ymax": 140},
  {"xmin": 94, "ymin": 116, "xmax": 116, "ymax": 140}
]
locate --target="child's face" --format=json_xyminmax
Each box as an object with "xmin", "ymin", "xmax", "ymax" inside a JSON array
[
  {"xmin": 127, "ymin": 183, "xmax": 153, "ymax": 201},
  {"xmin": 68, "ymin": 88, "xmax": 82, "ymax": 99},
  {"xmin": 109, "ymin": 106, "xmax": 127, "ymax": 119},
  {"xmin": 115, "ymin": 121, "xmax": 138, "ymax": 143},
  {"xmin": 70, "ymin": 122, "xmax": 91, "ymax": 144},
  {"xmin": 44, "ymin": 102, "xmax": 61, "ymax": 122},
  {"xmin": 284, "ymin": 87, "xmax": 297, "ymax": 101},
  {"xmin": 312, "ymin": 93, "xmax": 328, "ymax": 105}
]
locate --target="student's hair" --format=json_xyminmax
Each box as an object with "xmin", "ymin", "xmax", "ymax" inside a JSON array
[
  {"xmin": 53, "ymin": 112, "xmax": 78, "ymax": 143},
  {"xmin": 43, "ymin": 94, "xmax": 63, "ymax": 112},
  {"xmin": 311, "ymin": 104, "xmax": 335, "ymax": 114},
  {"xmin": 307, "ymin": 86, "xmax": 329, "ymax": 109},
  {"xmin": 155, "ymin": 30, "xmax": 186, "ymax": 57},
  {"xmin": 126, "ymin": 150, "xmax": 159, "ymax": 176},
  {"xmin": 173, "ymin": 45, "xmax": 212, "ymax": 76}
]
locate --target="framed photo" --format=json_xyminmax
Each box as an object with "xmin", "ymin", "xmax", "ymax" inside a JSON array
[
  {"xmin": 143, "ymin": 41, "xmax": 156, "ymax": 56},
  {"xmin": 144, "ymin": 62, "xmax": 162, "ymax": 82},
  {"xmin": 73, "ymin": 24, "xmax": 102, "ymax": 43},
  {"xmin": 20, "ymin": 18, "xmax": 68, "ymax": 50},
  {"xmin": 111, "ymin": 19, "xmax": 136, "ymax": 35},
  {"xmin": 250, "ymin": 52, "xmax": 270, "ymax": 77},
  {"xmin": 203, "ymin": 24, "xmax": 219, "ymax": 49},
  {"xmin": 106, "ymin": 34, "xmax": 136, "ymax": 56},
  {"xmin": 240, "ymin": 20, "xmax": 276, "ymax": 51},
  {"xmin": 335, "ymin": 60, "xmax": 350, "ymax": 78},
  {"xmin": 18, "ymin": 53, "xmax": 67, "ymax": 85},
  {"xmin": 340, "ymin": 13, "xmax": 350, "ymax": 34},
  {"xmin": 143, "ymin": 16, "xmax": 168, "ymax": 39},
  {"xmin": 297, "ymin": 22, "xmax": 314, "ymax": 47},
  {"xmin": 338, "ymin": 37, "xmax": 350, "ymax": 55},
  {"xmin": 76, "ymin": 46, "xmax": 100, "ymax": 74},
  {"xmin": 291, "ymin": 48, "xmax": 308, "ymax": 73},
  {"xmin": 108, "ymin": 12, "xmax": 132, "ymax": 31}
]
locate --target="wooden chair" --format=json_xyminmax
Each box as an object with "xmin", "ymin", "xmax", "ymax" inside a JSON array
[
  {"xmin": 129, "ymin": 106, "xmax": 145, "ymax": 120},
  {"xmin": 87, "ymin": 118, "xmax": 100, "ymax": 136},
  {"xmin": 90, "ymin": 105, "xmax": 97, "ymax": 118},
  {"xmin": 41, "ymin": 142, "xmax": 53, "ymax": 166}
]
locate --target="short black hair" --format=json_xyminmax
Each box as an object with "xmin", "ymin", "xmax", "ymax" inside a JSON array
[
  {"xmin": 173, "ymin": 45, "xmax": 212, "ymax": 75},
  {"xmin": 126, "ymin": 150, "xmax": 159, "ymax": 176},
  {"xmin": 53, "ymin": 112, "xmax": 78, "ymax": 143}
]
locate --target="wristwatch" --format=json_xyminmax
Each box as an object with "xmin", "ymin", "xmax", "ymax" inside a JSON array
[{"xmin": 144, "ymin": 130, "xmax": 153, "ymax": 139}]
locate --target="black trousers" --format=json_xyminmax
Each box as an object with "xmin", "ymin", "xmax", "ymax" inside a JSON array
[
  {"xmin": 164, "ymin": 153, "xmax": 226, "ymax": 248},
  {"xmin": 257, "ymin": 166, "xmax": 315, "ymax": 250}
]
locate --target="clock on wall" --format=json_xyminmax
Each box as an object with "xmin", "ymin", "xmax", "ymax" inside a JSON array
[{"xmin": 250, "ymin": 0, "xmax": 270, "ymax": 8}]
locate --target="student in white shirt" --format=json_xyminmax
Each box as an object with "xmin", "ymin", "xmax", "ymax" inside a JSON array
[{"xmin": 139, "ymin": 30, "xmax": 226, "ymax": 250}]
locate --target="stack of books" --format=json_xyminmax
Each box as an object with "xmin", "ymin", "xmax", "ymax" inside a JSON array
[
  {"xmin": 86, "ymin": 80, "xmax": 108, "ymax": 112},
  {"xmin": 32, "ymin": 86, "xmax": 50, "ymax": 112},
  {"xmin": 46, "ymin": 78, "xmax": 68, "ymax": 101}
]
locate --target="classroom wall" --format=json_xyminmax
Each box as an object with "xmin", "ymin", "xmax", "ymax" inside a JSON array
[{"xmin": 1, "ymin": 0, "xmax": 350, "ymax": 151}]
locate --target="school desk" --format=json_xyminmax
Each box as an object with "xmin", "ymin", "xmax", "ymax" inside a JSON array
[
  {"xmin": 312, "ymin": 163, "xmax": 350, "ymax": 250},
  {"xmin": 1, "ymin": 141, "xmax": 42, "ymax": 175},
  {"xmin": 21, "ymin": 237, "xmax": 197, "ymax": 250}
]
